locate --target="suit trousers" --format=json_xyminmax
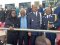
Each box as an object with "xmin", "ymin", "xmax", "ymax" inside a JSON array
[
  {"xmin": 31, "ymin": 33, "xmax": 43, "ymax": 45},
  {"xmin": 19, "ymin": 31, "xmax": 28, "ymax": 45}
]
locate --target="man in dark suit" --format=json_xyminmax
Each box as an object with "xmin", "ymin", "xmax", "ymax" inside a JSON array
[
  {"xmin": 27, "ymin": 4, "xmax": 43, "ymax": 45},
  {"xmin": 42, "ymin": 7, "xmax": 57, "ymax": 45},
  {"xmin": 19, "ymin": 8, "xmax": 28, "ymax": 45}
]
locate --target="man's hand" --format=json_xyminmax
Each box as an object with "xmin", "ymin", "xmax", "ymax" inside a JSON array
[
  {"xmin": 28, "ymin": 32, "xmax": 31, "ymax": 36},
  {"xmin": 9, "ymin": 26, "xmax": 14, "ymax": 30},
  {"xmin": 48, "ymin": 24, "xmax": 53, "ymax": 28}
]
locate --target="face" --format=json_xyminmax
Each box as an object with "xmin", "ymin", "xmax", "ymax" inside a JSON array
[
  {"xmin": 45, "ymin": 8, "xmax": 51, "ymax": 15},
  {"xmin": 39, "ymin": 4, "xmax": 42, "ymax": 8},
  {"xmin": 20, "ymin": 9, "xmax": 26, "ymax": 16},
  {"xmin": 32, "ymin": 5, "xmax": 38, "ymax": 12},
  {"xmin": 11, "ymin": 11, "xmax": 16, "ymax": 17}
]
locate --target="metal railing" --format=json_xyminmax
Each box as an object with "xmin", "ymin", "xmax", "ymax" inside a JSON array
[{"xmin": 0, "ymin": 28, "xmax": 60, "ymax": 33}]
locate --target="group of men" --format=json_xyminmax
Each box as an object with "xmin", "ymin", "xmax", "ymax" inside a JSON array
[{"xmin": 0, "ymin": 4, "xmax": 59, "ymax": 45}]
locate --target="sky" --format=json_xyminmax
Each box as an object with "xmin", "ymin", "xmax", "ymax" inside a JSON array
[{"xmin": 0, "ymin": 0, "xmax": 44, "ymax": 8}]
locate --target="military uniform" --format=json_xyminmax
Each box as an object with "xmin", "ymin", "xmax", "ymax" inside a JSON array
[
  {"xmin": 27, "ymin": 12, "xmax": 43, "ymax": 45},
  {"xmin": 42, "ymin": 14, "xmax": 57, "ymax": 45}
]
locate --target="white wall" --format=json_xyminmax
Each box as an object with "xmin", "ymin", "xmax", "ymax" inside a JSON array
[{"xmin": 0, "ymin": 0, "xmax": 43, "ymax": 8}]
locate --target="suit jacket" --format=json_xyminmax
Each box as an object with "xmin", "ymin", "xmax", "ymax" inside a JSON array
[{"xmin": 27, "ymin": 12, "xmax": 43, "ymax": 35}]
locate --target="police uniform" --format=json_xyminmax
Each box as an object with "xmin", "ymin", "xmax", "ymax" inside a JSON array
[
  {"xmin": 42, "ymin": 14, "xmax": 57, "ymax": 45},
  {"xmin": 27, "ymin": 12, "xmax": 43, "ymax": 45}
]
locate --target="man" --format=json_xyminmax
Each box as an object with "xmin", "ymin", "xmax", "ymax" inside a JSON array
[
  {"xmin": 19, "ymin": 8, "xmax": 28, "ymax": 45},
  {"xmin": 5, "ymin": 10, "xmax": 20, "ymax": 45},
  {"xmin": 27, "ymin": 4, "xmax": 43, "ymax": 45},
  {"xmin": 42, "ymin": 7, "xmax": 57, "ymax": 45}
]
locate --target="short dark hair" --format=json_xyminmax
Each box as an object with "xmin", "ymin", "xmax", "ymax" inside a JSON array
[{"xmin": 35, "ymin": 36, "xmax": 47, "ymax": 45}]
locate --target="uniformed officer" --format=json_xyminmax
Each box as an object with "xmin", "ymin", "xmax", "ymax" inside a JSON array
[
  {"xmin": 27, "ymin": 4, "xmax": 43, "ymax": 45},
  {"xmin": 42, "ymin": 7, "xmax": 57, "ymax": 45}
]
